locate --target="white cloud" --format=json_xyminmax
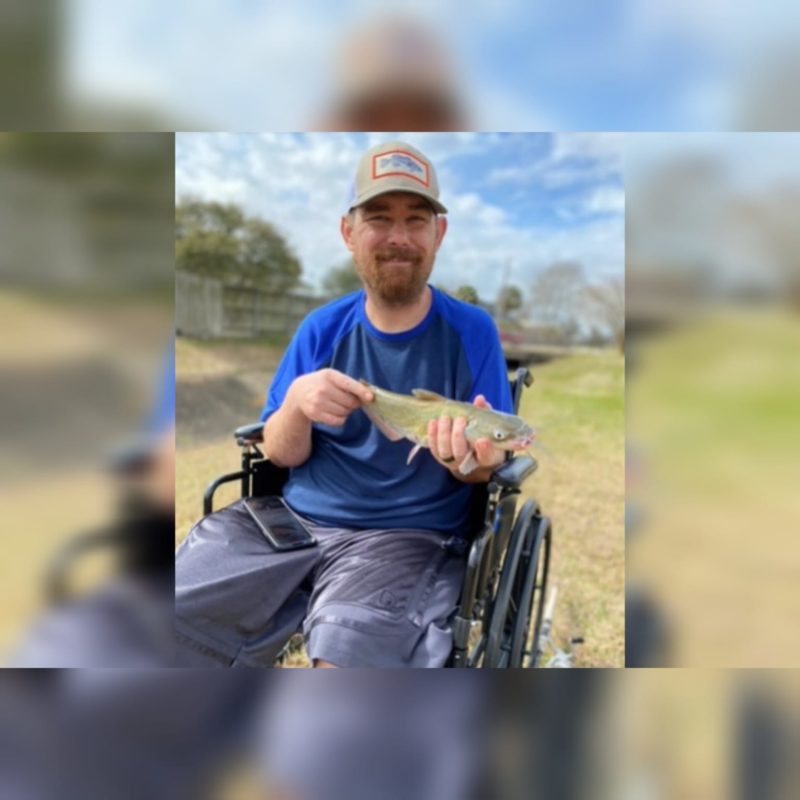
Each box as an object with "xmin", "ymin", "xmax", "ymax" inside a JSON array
[
  {"xmin": 583, "ymin": 186, "xmax": 626, "ymax": 215},
  {"xmin": 438, "ymin": 184, "xmax": 624, "ymax": 301},
  {"xmin": 486, "ymin": 133, "xmax": 624, "ymax": 193},
  {"xmin": 176, "ymin": 133, "xmax": 624, "ymax": 303}
]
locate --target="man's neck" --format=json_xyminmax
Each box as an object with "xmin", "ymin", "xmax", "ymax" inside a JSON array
[{"xmin": 364, "ymin": 285, "xmax": 433, "ymax": 333}]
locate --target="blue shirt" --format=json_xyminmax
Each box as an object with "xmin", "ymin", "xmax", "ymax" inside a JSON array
[
  {"xmin": 148, "ymin": 339, "xmax": 175, "ymax": 436},
  {"xmin": 261, "ymin": 286, "xmax": 511, "ymax": 533}
]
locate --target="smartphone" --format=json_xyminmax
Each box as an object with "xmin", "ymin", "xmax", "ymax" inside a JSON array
[{"xmin": 243, "ymin": 496, "xmax": 317, "ymax": 551}]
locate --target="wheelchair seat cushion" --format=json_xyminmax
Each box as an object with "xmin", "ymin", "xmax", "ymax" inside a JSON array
[{"xmin": 175, "ymin": 499, "xmax": 466, "ymax": 668}]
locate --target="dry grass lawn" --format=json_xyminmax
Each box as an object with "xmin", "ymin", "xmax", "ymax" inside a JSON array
[{"xmin": 176, "ymin": 338, "xmax": 624, "ymax": 667}]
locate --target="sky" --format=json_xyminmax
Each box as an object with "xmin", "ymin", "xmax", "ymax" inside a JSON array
[
  {"xmin": 68, "ymin": 1, "xmax": 800, "ymax": 130},
  {"xmin": 625, "ymin": 132, "xmax": 800, "ymax": 295},
  {"xmin": 175, "ymin": 132, "xmax": 625, "ymax": 301}
]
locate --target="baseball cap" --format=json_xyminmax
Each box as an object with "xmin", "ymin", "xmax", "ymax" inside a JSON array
[{"xmin": 346, "ymin": 141, "xmax": 447, "ymax": 214}]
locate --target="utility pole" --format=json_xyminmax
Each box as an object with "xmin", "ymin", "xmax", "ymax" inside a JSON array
[{"xmin": 497, "ymin": 256, "xmax": 512, "ymax": 320}]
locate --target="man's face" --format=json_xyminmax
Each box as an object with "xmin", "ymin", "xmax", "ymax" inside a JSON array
[{"xmin": 341, "ymin": 191, "xmax": 447, "ymax": 306}]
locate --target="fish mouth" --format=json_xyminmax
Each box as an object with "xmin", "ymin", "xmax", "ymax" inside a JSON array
[{"xmin": 509, "ymin": 432, "xmax": 536, "ymax": 450}]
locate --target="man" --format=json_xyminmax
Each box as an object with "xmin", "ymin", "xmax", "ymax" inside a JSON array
[
  {"xmin": 11, "ymin": 343, "xmax": 176, "ymax": 667},
  {"xmin": 175, "ymin": 141, "xmax": 511, "ymax": 668},
  {"xmin": 317, "ymin": 17, "xmax": 468, "ymax": 131}
]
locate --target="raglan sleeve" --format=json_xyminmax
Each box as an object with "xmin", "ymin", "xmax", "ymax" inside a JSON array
[
  {"xmin": 259, "ymin": 317, "xmax": 319, "ymax": 422},
  {"xmin": 468, "ymin": 315, "xmax": 513, "ymax": 414}
]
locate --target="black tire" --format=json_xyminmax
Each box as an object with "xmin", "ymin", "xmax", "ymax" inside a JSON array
[
  {"xmin": 483, "ymin": 500, "xmax": 549, "ymax": 668},
  {"xmin": 509, "ymin": 516, "xmax": 551, "ymax": 667}
]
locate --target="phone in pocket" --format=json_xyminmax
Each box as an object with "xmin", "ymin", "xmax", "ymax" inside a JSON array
[{"xmin": 243, "ymin": 496, "xmax": 317, "ymax": 551}]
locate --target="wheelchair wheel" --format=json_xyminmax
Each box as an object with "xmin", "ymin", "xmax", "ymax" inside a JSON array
[
  {"xmin": 484, "ymin": 500, "xmax": 552, "ymax": 668},
  {"xmin": 510, "ymin": 515, "xmax": 551, "ymax": 667}
]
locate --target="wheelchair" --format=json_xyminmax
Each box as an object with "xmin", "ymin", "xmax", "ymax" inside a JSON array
[{"xmin": 203, "ymin": 367, "xmax": 552, "ymax": 668}]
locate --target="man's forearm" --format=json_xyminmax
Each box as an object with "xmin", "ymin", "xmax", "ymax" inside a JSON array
[{"xmin": 263, "ymin": 401, "xmax": 313, "ymax": 468}]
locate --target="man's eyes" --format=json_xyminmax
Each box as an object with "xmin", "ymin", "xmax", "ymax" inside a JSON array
[{"xmin": 367, "ymin": 215, "xmax": 428, "ymax": 224}]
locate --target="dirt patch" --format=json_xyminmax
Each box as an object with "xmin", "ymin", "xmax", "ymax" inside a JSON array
[
  {"xmin": 176, "ymin": 337, "xmax": 280, "ymax": 444},
  {"xmin": 177, "ymin": 375, "xmax": 266, "ymax": 445},
  {"xmin": 176, "ymin": 337, "xmax": 285, "ymax": 381}
]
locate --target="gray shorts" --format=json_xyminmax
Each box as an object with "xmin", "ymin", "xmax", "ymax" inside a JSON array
[{"xmin": 175, "ymin": 499, "xmax": 466, "ymax": 668}]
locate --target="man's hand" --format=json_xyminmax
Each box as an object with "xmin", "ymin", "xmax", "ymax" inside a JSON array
[
  {"xmin": 264, "ymin": 369, "xmax": 373, "ymax": 468},
  {"xmin": 427, "ymin": 395, "xmax": 505, "ymax": 483},
  {"xmin": 287, "ymin": 369, "xmax": 374, "ymax": 426}
]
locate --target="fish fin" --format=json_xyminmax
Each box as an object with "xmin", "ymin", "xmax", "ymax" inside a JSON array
[
  {"xmin": 411, "ymin": 388, "xmax": 448, "ymax": 402},
  {"xmin": 361, "ymin": 405, "xmax": 404, "ymax": 442},
  {"xmin": 406, "ymin": 443, "xmax": 423, "ymax": 464},
  {"xmin": 457, "ymin": 450, "xmax": 479, "ymax": 475}
]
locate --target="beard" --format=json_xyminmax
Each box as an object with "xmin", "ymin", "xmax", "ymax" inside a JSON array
[{"xmin": 356, "ymin": 247, "xmax": 434, "ymax": 307}]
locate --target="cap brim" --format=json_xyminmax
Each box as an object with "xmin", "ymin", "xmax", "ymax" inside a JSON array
[{"xmin": 352, "ymin": 185, "xmax": 447, "ymax": 215}]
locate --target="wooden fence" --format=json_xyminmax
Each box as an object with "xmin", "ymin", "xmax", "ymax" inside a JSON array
[{"xmin": 176, "ymin": 272, "xmax": 328, "ymax": 339}]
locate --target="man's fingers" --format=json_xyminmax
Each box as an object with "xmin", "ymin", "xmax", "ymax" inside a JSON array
[
  {"xmin": 329, "ymin": 370, "xmax": 374, "ymax": 403},
  {"xmin": 473, "ymin": 394, "xmax": 492, "ymax": 410},
  {"xmin": 451, "ymin": 417, "xmax": 469, "ymax": 461},
  {"xmin": 327, "ymin": 387, "xmax": 362, "ymax": 411},
  {"xmin": 427, "ymin": 420, "xmax": 439, "ymax": 457},
  {"xmin": 474, "ymin": 438, "xmax": 503, "ymax": 467},
  {"xmin": 320, "ymin": 411, "xmax": 348, "ymax": 427},
  {"xmin": 437, "ymin": 415, "xmax": 453, "ymax": 460},
  {"xmin": 324, "ymin": 399, "xmax": 354, "ymax": 418}
]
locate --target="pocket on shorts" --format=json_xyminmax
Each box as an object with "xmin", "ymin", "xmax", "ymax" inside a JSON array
[
  {"xmin": 306, "ymin": 530, "xmax": 459, "ymax": 628},
  {"xmin": 403, "ymin": 545, "xmax": 452, "ymax": 627},
  {"xmin": 176, "ymin": 499, "xmax": 320, "ymax": 642}
]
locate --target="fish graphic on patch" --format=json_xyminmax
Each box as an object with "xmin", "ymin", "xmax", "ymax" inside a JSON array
[{"xmin": 375, "ymin": 151, "xmax": 428, "ymax": 183}]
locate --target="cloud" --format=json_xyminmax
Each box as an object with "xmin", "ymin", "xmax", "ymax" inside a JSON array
[
  {"xmin": 176, "ymin": 133, "xmax": 624, "ymax": 302},
  {"xmin": 486, "ymin": 133, "xmax": 624, "ymax": 190},
  {"xmin": 582, "ymin": 185, "xmax": 626, "ymax": 215}
]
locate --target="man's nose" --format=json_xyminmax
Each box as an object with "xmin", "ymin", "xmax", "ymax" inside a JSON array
[{"xmin": 385, "ymin": 221, "xmax": 413, "ymax": 246}]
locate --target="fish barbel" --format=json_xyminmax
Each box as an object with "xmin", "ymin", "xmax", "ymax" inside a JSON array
[{"xmin": 358, "ymin": 379, "xmax": 536, "ymax": 475}]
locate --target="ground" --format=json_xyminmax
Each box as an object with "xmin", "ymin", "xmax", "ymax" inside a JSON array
[
  {"xmin": 0, "ymin": 292, "xmax": 170, "ymax": 660},
  {"xmin": 176, "ymin": 337, "xmax": 625, "ymax": 667}
]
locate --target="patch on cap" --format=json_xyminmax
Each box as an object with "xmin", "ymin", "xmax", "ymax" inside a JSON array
[{"xmin": 372, "ymin": 149, "xmax": 430, "ymax": 187}]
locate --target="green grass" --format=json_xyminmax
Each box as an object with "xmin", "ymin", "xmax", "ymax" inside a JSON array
[
  {"xmin": 627, "ymin": 308, "xmax": 800, "ymax": 666},
  {"xmin": 517, "ymin": 351, "xmax": 625, "ymax": 666}
]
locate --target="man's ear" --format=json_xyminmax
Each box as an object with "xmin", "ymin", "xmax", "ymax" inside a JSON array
[
  {"xmin": 434, "ymin": 215, "xmax": 448, "ymax": 251},
  {"xmin": 340, "ymin": 215, "xmax": 355, "ymax": 253}
]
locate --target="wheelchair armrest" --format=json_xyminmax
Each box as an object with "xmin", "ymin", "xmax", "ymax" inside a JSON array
[
  {"xmin": 106, "ymin": 437, "xmax": 157, "ymax": 476},
  {"xmin": 490, "ymin": 455, "xmax": 537, "ymax": 489},
  {"xmin": 234, "ymin": 422, "xmax": 265, "ymax": 446}
]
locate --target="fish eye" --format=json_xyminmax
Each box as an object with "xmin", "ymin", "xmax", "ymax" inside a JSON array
[{"xmin": 493, "ymin": 430, "xmax": 506, "ymax": 440}]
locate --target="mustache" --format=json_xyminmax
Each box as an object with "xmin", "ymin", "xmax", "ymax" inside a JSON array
[{"xmin": 375, "ymin": 249, "xmax": 422, "ymax": 264}]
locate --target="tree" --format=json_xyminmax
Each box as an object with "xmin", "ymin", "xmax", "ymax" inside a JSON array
[
  {"xmin": 497, "ymin": 284, "xmax": 524, "ymax": 319},
  {"xmin": 582, "ymin": 276, "xmax": 625, "ymax": 351},
  {"xmin": 529, "ymin": 261, "xmax": 587, "ymax": 341},
  {"xmin": 322, "ymin": 259, "xmax": 362, "ymax": 297},
  {"xmin": 175, "ymin": 198, "xmax": 301, "ymax": 290},
  {"xmin": 455, "ymin": 285, "xmax": 479, "ymax": 304}
]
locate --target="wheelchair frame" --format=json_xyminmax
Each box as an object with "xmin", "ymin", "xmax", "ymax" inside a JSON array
[{"xmin": 203, "ymin": 367, "xmax": 552, "ymax": 668}]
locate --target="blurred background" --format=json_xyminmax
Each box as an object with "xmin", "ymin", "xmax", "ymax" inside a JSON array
[
  {"xmin": 1, "ymin": 670, "xmax": 798, "ymax": 799},
  {"xmin": 3, "ymin": 1, "xmax": 800, "ymax": 131},
  {"xmin": 175, "ymin": 132, "xmax": 625, "ymax": 667},
  {"xmin": 0, "ymin": 133, "xmax": 174, "ymax": 665},
  {"xmin": 2, "ymin": 0, "xmax": 798, "ymax": 676},
  {"xmin": 625, "ymin": 133, "xmax": 800, "ymax": 667}
]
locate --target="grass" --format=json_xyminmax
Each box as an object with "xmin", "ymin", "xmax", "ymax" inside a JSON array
[
  {"xmin": 518, "ymin": 351, "xmax": 625, "ymax": 666},
  {"xmin": 627, "ymin": 308, "xmax": 800, "ymax": 666},
  {"xmin": 0, "ymin": 291, "xmax": 165, "ymax": 661},
  {"xmin": 176, "ymin": 339, "xmax": 625, "ymax": 667}
]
